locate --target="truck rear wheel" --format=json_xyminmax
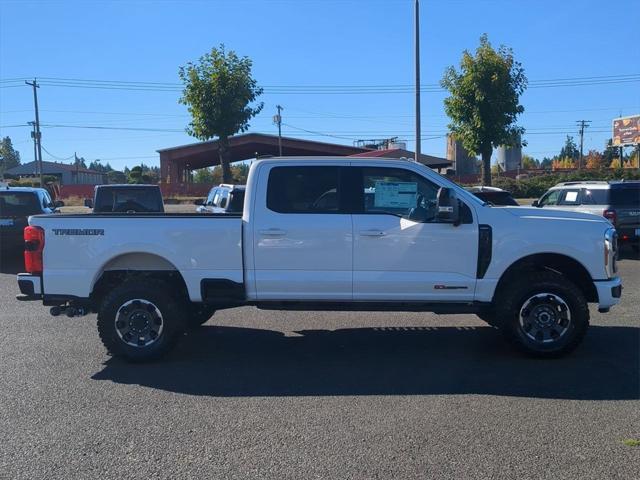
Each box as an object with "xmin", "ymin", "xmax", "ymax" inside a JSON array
[
  {"xmin": 97, "ymin": 279, "xmax": 185, "ymax": 362},
  {"xmin": 495, "ymin": 271, "xmax": 589, "ymax": 357}
]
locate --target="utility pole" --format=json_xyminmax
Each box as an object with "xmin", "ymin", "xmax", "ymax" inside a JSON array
[
  {"xmin": 74, "ymin": 152, "xmax": 79, "ymax": 184},
  {"xmin": 576, "ymin": 120, "xmax": 591, "ymax": 170},
  {"xmin": 273, "ymin": 105, "xmax": 283, "ymax": 156},
  {"xmin": 28, "ymin": 121, "xmax": 38, "ymax": 178},
  {"xmin": 414, "ymin": 0, "xmax": 421, "ymax": 162},
  {"xmin": 26, "ymin": 79, "xmax": 43, "ymax": 186}
]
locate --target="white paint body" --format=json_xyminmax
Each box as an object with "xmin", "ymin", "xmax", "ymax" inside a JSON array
[{"xmin": 25, "ymin": 158, "xmax": 621, "ymax": 310}]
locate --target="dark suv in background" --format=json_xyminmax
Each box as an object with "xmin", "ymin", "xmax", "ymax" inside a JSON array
[{"xmin": 0, "ymin": 186, "xmax": 63, "ymax": 257}]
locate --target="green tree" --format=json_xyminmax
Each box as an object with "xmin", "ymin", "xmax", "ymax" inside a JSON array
[
  {"xmin": 193, "ymin": 167, "xmax": 214, "ymax": 184},
  {"xmin": 107, "ymin": 170, "xmax": 127, "ymax": 183},
  {"xmin": 521, "ymin": 154, "xmax": 539, "ymax": 169},
  {"xmin": 127, "ymin": 165, "xmax": 151, "ymax": 184},
  {"xmin": 558, "ymin": 135, "xmax": 579, "ymax": 161},
  {"xmin": 179, "ymin": 44, "xmax": 264, "ymax": 183},
  {"xmin": 0, "ymin": 136, "xmax": 21, "ymax": 173},
  {"xmin": 441, "ymin": 34, "xmax": 527, "ymax": 185}
]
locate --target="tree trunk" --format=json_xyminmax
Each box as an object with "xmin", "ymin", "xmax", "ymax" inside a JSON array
[
  {"xmin": 218, "ymin": 136, "xmax": 233, "ymax": 183},
  {"xmin": 481, "ymin": 145, "xmax": 492, "ymax": 186}
]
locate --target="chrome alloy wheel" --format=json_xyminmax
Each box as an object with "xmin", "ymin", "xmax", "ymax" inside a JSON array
[
  {"xmin": 115, "ymin": 299, "xmax": 164, "ymax": 347},
  {"xmin": 518, "ymin": 293, "xmax": 571, "ymax": 344}
]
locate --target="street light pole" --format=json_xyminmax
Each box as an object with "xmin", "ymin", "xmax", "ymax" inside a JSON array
[{"xmin": 414, "ymin": 0, "xmax": 421, "ymax": 162}]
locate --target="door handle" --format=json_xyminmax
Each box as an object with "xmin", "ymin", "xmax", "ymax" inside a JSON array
[
  {"xmin": 260, "ymin": 228, "xmax": 287, "ymax": 236},
  {"xmin": 359, "ymin": 229, "xmax": 385, "ymax": 237}
]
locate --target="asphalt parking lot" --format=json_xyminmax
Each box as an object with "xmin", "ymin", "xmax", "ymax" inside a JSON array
[{"xmin": 0, "ymin": 252, "xmax": 638, "ymax": 479}]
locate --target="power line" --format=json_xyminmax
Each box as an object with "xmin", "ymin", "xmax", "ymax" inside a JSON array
[
  {"xmin": 1, "ymin": 74, "xmax": 637, "ymax": 94},
  {"xmin": 40, "ymin": 144, "xmax": 75, "ymax": 161}
]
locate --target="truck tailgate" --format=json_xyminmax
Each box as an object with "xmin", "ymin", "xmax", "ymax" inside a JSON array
[{"xmin": 29, "ymin": 214, "xmax": 243, "ymax": 302}]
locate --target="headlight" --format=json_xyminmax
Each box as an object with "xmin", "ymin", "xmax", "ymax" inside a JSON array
[{"xmin": 604, "ymin": 227, "xmax": 618, "ymax": 278}]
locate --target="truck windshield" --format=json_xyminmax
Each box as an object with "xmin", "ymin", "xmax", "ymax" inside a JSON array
[{"xmin": 0, "ymin": 192, "xmax": 41, "ymax": 217}]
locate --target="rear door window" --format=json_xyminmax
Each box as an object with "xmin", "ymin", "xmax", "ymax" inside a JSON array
[
  {"xmin": 581, "ymin": 189, "xmax": 609, "ymax": 205},
  {"xmin": 267, "ymin": 166, "xmax": 340, "ymax": 213}
]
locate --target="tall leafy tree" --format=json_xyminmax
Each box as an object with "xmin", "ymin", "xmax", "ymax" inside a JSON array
[
  {"xmin": 441, "ymin": 34, "xmax": 527, "ymax": 185},
  {"xmin": 179, "ymin": 45, "xmax": 264, "ymax": 183},
  {"xmin": 0, "ymin": 136, "xmax": 21, "ymax": 173}
]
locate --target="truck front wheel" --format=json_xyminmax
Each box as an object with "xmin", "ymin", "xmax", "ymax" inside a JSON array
[
  {"xmin": 496, "ymin": 271, "xmax": 589, "ymax": 357},
  {"xmin": 97, "ymin": 280, "xmax": 185, "ymax": 362}
]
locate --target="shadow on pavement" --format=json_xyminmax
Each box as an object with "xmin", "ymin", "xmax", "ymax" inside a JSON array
[
  {"xmin": 0, "ymin": 254, "xmax": 23, "ymax": 274},
  {"xmin": 619, "ymin": 244, "xmax": 639, "ymax": 261},
  {"xmin": 93, "ymin": 324, "xmax": 639, "ymax": 400}
]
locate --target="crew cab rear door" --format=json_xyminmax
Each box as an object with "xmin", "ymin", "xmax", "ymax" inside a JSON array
[{"xmin": 251, "ymin": 164, "xmax": 352, "ymax": 300}]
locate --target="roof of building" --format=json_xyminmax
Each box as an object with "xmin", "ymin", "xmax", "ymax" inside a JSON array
[
  {"xmin": 5, "ymin": 160, "xmax": 106, "ymax": 176},
  {"xmin": 157, "ymin": 133, "xmax": 370, "ymax": 170},
  {"xmin": 348, "ymin": 148, "xmax": 451, "ymax": 168}
]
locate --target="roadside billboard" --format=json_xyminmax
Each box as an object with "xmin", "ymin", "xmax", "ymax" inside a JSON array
[{"xmin": 612, "ymin": 115, "xmax": 640, "ymax": 146}]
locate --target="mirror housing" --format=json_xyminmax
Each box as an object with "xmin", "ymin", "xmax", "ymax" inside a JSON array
[
  {"xmin": 84, "ymin": 198, "xmax": 93, "ymax": 209},
  {"xmin": 436, "ymin": 187, "xmax": 460, "ymax": 226},
  {"xmin": 54, "ymin": 200, "xmax": 65, "ymax": 208},
  {"xmin": 193, "ymin": 198, "xmax": 205, "ymax": 206},
  {"xmin": 531, "ymin": 200, "xmax": 539, "ymax": 207}
]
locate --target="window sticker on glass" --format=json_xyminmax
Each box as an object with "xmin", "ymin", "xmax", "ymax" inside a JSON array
[
  {"xmin": 374, "ymin": 181, "xmax": 417, "ymax": 208},
  {"xmin": 564, "ymin": 191, "xmax": 578, "ymax": 202}
]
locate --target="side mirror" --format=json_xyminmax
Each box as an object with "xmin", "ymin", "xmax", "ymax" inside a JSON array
[
  {"xmin": 194, "ymin": 198, "xmax": 205, "ymax": 206},
  {"xmin": 54, "ymin": 200, "xmax": 65, "ymax": 208},
  {"xmin": 531, "ymin": 200, "xmax": 539, "ymax": 207},
  {"xmin": 84, "ymin": 198, "xmax": 93, "ymax": 209},
  {"xmin": 436, "ymin": 187, "xmax": 460, "ymax": 226}
]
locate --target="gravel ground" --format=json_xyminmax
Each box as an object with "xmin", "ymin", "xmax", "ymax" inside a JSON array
[{"xmin": 0, "ymin": 251, "xmax": 638, "ymax": 479}]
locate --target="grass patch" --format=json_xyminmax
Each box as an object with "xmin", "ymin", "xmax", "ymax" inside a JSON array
[{"xmin": 622, "ymin": 439, "xmax": 640, "ymax": 447}]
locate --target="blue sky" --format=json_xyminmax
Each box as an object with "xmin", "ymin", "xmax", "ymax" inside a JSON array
[{"xmin": 1, "ymin": 0, "xmax": 639, "ymax": 171}]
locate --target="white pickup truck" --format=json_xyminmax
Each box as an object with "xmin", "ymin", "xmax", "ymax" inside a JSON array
[{"xmin": 17, "ymin": 157, "xmax": 622, "ymax": 361}]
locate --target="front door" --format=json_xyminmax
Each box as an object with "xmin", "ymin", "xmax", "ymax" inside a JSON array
[
  {"xmin": 252, "ymin": 164, "xmax": 352, "ymax": 300},
  {"xmin": 350, "ymin": 166, "xmax": 478, "ymax": 301}
]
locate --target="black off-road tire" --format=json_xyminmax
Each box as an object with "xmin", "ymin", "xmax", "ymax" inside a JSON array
[
  {"xmin": 186, "ymin": 304, "xmax": 216, "ymax": 328},
  {"xmin": 97, "ymin": 279, "xmax": 185, "ymax": 362},
  {"xmin": 494, "ymin": 270, "xmax": 589, "ymax": 358}
]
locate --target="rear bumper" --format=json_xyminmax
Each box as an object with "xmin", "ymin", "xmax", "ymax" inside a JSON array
[
  {"xmin": 594, "ymin": 277, "xmax": 622, "ymax": 310},
  {"xmin": 16, "ymin": 273, "xmax": 42, "ymax": 301}
]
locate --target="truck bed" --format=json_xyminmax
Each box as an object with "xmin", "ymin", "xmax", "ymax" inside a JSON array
[{"xmin": 30, "ymin": 213, "xmax": 243, "ymax": 302}]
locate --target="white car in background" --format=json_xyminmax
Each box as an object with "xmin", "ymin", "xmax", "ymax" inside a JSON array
[{"xmin": 195, "ymin": 184, "xmax": 245, "ymax": 214}]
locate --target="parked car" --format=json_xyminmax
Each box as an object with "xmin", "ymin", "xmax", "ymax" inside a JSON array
[
  {"xmin": 16, "ymin": 157, "xmax": 621, "ymax": 361},
  {"xmin": 466, "ymin": 186, "xmax": 519, "ymax": 206},
  {"xmin": 85, "ymin": 184, "xmax": 164, "ymax": 213},
  {"xmin": 0, "ymin": 186, "xmax": 63, "ymax": 255},
  {"xmin": 195, "ymin": 184, "xmax": 245, "ymax": 214},
  {"xmin": 533, "ymin": 181, "xmax": 640, "ymax": 249}
]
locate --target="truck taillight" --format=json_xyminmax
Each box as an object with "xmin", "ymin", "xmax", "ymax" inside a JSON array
[
  {"xmin": 24, "ymin": 226, "xmax": 45, "ymax": 274},
  {"xmin": 603, "ymin": 209, "xmax": 617, "ymax": 225}
]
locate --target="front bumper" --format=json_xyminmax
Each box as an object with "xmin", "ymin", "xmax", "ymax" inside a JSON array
[
  {"xmin": 594, "ymin": 276, "xmax": 622, "ymax": 310},
  {"xmin": 16, "ymin": 273, "xmax": 42, "ymax": 301}
]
